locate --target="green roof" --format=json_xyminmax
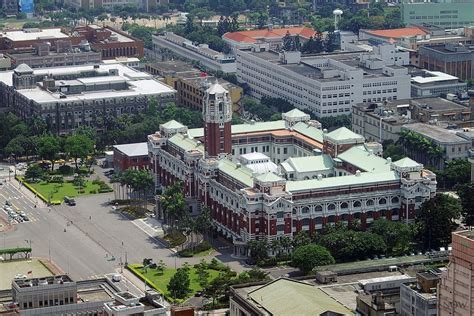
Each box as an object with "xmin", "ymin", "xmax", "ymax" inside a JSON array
[
  {"xmin": 247, "ymin": 278, "xmax": 353, "ymax": 316},
  {"xmin": 218, "ymin": 159, "xmax": 253, "ymax": 188},
  {"xmin": 293, "ymin": 122, "xmax": 324, "ymax": 143},
  {"xmin": 161, "ymin": 120, "xmax": 185, "ymax": 129},
  {"xmin": 283, "ymin": 108, "xmax": 309, "ymax": 118},
  {"xmin": 187, "ymin": 121, "xmax": 287, "ymax": 139},
  {"xmin": 392, "ymin": 157, "xmax": 422, "ymax": 169},
  {"xmin": 283, "ymin": 155, "xmax": 333, "ymax": 173},
  {"xmin": 337, "ymin": 146, "xmax": 391, "ymax": 173},
  {"xmin": 255, "ymin": 172, "xmax": 283, "ymax": 183},
  {"xmin": 286, "ymin": 171, "xmax": 399, "ymax": 192},
  {"xmin": 325, "ymin": 127, "xmax": 364, "ymax": 143},
  {"xmin": 168, "ymin": 134, "xmax": 204, "ymax": 153}
]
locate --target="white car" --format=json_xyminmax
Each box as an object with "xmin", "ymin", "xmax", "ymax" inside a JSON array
[{"xmin": 112, "ymin": 274, "xmax": 122, "ymax": 282}]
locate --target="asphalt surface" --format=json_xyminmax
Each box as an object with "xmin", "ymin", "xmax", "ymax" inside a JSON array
[{"xmin": 0, "ymin": 164, "xmax": 247, "ymax": 287}]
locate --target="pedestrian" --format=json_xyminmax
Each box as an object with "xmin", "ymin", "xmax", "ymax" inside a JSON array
[{"xmin": 89, "ymin": 215, "xmax": 92, "ymax": 220}]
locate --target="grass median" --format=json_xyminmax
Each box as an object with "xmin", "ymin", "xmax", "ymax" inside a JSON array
[{"xmin": 127, "ymin": 263, "xmax": 220, "ymax": 300}]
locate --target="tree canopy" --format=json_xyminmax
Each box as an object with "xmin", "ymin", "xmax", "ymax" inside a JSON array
[{"xmin": 292, "ymin": 244, "xmax": 334, "ymax": 274}]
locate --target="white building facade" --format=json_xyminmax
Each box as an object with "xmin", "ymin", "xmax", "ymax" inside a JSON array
[{"xmin": 236, "ymin": 49, "xmax": 411, "ymax": 118}]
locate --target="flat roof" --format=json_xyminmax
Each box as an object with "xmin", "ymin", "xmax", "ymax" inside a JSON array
[
  {"xmin": 337, "ymin": 145, "xmax": 391, "ymax": 173},
  {"xmin": 2, "ymin": 28, "xmax": 70, "ymax": 42},
  {"xmin": 411, "ymin": 97, "xmax": 467, "ymax": 112},
  {"xmin": 359, "ymin": 274, "xmax": 415, "ymax": 285},
  {"xmin": 0, "ymin": 63, "xmax": 175, "ymax": 103},
  {"xmin": 411, "ymin": 70, "xmax": 460, "ymax": 84},
  {"xmin": 148, "ymin": 60, "xmax": 198, "ymax": 74},
  {"xmin": 113, "ymin": 142, "xmax": 148, "ymax": 157},
  {"xmin": 403, "ymin": 123, "xmax": 471, "ymax": 144}
]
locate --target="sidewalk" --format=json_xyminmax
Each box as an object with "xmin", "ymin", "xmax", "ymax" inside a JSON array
[{"xmin": 132, "ymin": 217, "xmax": 165, "ymax": 238}]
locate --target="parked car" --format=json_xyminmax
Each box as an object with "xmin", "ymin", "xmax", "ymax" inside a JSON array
[
  {"xmin": 112, "ymin": 274, "xmax": 122, "ymax": 282},
  {"xmin": 5, "ymin": 200, "xmax": 12, "ymax": 206}
]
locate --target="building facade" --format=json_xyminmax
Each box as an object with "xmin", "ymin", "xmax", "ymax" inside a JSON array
[
  {"xmin": 75, "ymin": 25, "xmax": 144, "ymax": 60},
  {"xmin": 352, "ymin": 97, "xmax": 472, "ymax": 143},
  {"xmin": 149, "ymin": 84, "xmax": 436, "ymax": 254},
  {"xmin": 177, "ymin": 76, "xmax": 243, "ymax": 113},
  {"xmin": 419, "ymin": 43, "xmax": 474, "ymax": 81},
  {"xmin": 65, "ymin": 0, "xmax": 168, "ymax": 12},
  {"xmin": 411, "ymin": 70, "xmax": 467, "ymax": 98},
  {"xmin": 236, "ymin": 47, "xmax": 411, "ymax": 118},
  {"xmin": 438, "ymin": 230, "xmax": 474, "ymax": 315},
  {"xmin": 113, "ymin": 142, "xmax": 150, "ymax": 172},
  {"xmin": 5, "ymin": 42, "xmax": 102, "ymax": 69},
  {"xmin": 0, "ymin": 63, "xmax": 175, "ymax": 133},
  {"xmin": 401, "ymin": 0, "xmax": 474, "ymax": 28},
  {"xmin": 400, "ymin": 271, "xmax": 439, "ymax": 316},
  {"xmin": 152, "ymin": 32, "xmax": 236, "ymax": 74}
]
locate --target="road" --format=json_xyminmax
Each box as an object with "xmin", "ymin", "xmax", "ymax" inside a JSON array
[{"xmin": 0, "ymin": 166, "xmax": 247, "ymax": 285}]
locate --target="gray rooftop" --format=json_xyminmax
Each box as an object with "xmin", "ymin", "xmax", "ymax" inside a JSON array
[
  {"xmin": 403, "ymin": 123, "xmax": 472, "ymax": 144},
  {"xmin": 411, "ymin": 97, "xmax": 468, "ymax": 112},
  {"xmin": 113, "ymin": 142, "xmax": 148, "ymax": 157}
]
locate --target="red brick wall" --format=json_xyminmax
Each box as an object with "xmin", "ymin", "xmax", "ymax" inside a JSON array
[{"xmin": 113, "ymin": 149, "xmax": 150, "ymax": 172}]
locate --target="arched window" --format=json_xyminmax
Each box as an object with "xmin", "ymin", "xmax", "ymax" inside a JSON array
[
  {"xmin": 341, "ymin": 214, "xmax": 350, "ymax": 221},
  {"xmin": 366, "ymin": 211, "xmax": 374, "ymax": 218},
  {"xmin": 327, "ymin": 215, "xmax": 336, "ymax": 223},
  {"xmin": 341, "ymin": 202, "xmax": 349, "ymax": 209},
  {"xmin": 391, "ymin": 196, "xmax": 399, "ymax": 204},
  {"xmin": 366, "ymin": 199, "xmax": 374, "ymax": 206},
  {"xmin": 328, "ymin": 204, "xmax": 336, "ymax": 211},
  {"xmin": 379, "ymin": 198, "xmax": 387, "ymax": 205},
  {"xmin": 353, "ymin": 201, "xmax": 361, "ymax": 208},
  {"xmin": 302, "ymin": 218, "xmax": 310, "ymax": 226},
  {"xmin": 353, "ymin": 212, "xmax": 361, "ymax": 219},
  {"xmin": 302, "ymin": 207, "xmax": 309, "ymax": 214},
  {"xmin": 315, "ymin": 205, "xmax": 323, "ymax": 213},
  {"xmin": 315, "ymin": 217, "xmax": 323, "ymax": 224}
]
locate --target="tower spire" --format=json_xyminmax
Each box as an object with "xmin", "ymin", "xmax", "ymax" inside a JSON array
[{"xmin": 203, "ymin": 81, "xmax": 232, "ymax": 158}]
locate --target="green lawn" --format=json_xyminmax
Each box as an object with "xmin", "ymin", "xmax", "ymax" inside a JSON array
[
  {"xmin": 29, "ymin": 181, "xmax": 101, "ymax": 201},
  {"xmin": 128, "ymin": 264, "xmax": 220, "ymax": 300}
]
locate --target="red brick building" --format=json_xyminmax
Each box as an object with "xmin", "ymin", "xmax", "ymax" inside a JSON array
[
  {"xmin": 113, "ymin": 142, "xmax": 150, "ymax": 172},
  {"xmin": 75, "ymin": 25, "xmax": 144, "ymax": 60}
]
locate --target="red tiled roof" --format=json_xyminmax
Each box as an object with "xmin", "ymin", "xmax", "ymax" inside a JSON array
[
  {"xmin": 223, "ymin": 27, "xmax": 316, "ymax": 44},
  {"xmin": 363, "ymin": 27, "xmax": 429, "ymax": 39}
]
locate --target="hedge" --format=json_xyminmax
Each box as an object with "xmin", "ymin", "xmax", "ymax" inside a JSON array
[
  {"xmin": 126, "ymin": 264, "xmax": 173, "ymax": 301},
  {"xmin": 17, "ymin": 176, "xmax": 62, "ymax": 205}
]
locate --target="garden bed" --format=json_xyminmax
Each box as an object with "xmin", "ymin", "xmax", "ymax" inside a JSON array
[{"xmin": 127, "ymin": 264, "xmax": 220, "ymax": 301}]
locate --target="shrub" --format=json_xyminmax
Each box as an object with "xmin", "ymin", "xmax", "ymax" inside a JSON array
[
  {"xmin": 58, "ymin": 165, "xmax": 73, "ymax": 175},
  {"xmin": 122, "ymin": 206, "xmax": 148, "ymax": 218},
  {"xmin": 256, "ymin": 257, "xmax": 277, "ymax": 268},
  {"xmin": 163, "ymin": 230, "xmax": 186, "ymax": 247},
  {"xmin": 109, "ymin": 199, "xmax": 142, "ymax": 205},
  {"xmin": 177, "ymin": 249, "xmax": 194, "ymax": 257},
  {"xmin": 195, "ymin": 241, "xmax": 212, "ymax": 253},
  {"xmin": 92, "ymin": 177, "xmax": 102, "ymax": 185},
  {"xmin": 50, "ymin": 176, "xmax": 64, "ymax": 183}
]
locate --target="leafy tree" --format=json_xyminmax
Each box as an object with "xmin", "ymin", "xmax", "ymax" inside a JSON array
[
  {"xmin": 292, "ymin": 244, "xmax": 334, "ymax": 274},
  {"xmin": 369, "ymin": 219, "xmax": 414, "ymax": 255},
  {"xmin": 196, "ymin": 205, "xmax": 213, "ymax": 241},
  {"xmin": 282, "ymin": 31, "xmax": 293, "ymax": 51},
  {"xmin": 248, "ymin": 240, "xmax": 268, "ymax": 261},
  {"xmin": 156, "ymin": 259, "xmax": 166, "ymax": 275},
  {"xmin": 25, "ymin": 164, "xmax": 44, "ymax": 182},
  {"xmin": 204, "ymin": 272, "xmax": 232, "ymax": 307},
  {"xmin": 417, "ymin": 194, "xmax": 462, "ymax": 250},
  {"xmin": 38, "ymin": 135, "xmax": 60, "ymax": 171},
  {"xmin": 167, "ymin": 268, "xmax": 191, "ymax": 300},
  {"xmin": 457, "ymin": 182, "xmax": 474, "ymax": 226},
  {"xmin": 5, "ymin": 136, "xmax": 26, "ymax": 161},
  {"xmin": 65, "ymin": 134, "xmax": 94, "ymax": 170},
  {"xmin": 160, "ymin": 181, "xmax": 187, "ymax": 230},
  {"xmin": 436, "ymin": 159, "xmax": 471, "ymax": 189},
  {"xmin": 292, "ymin": 231, "xmax": 312, "ymax": 248},
  {"xmin": 319, "ymin": 228, "xmax": 387, "ymax": 261},
  {"xmin": 324, "ymin": 29, "xmax": 338, "ymax": 52}
]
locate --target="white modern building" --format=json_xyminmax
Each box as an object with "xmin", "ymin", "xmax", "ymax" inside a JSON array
[
  {"xmin": 236, "ymin": 48, "xmax": 411, "ymax": 117},
  {"xmin": 411, "ymin": 70, "xmax": 467, "ymax": 97},
  {"xmin": 152, "ymin": 32, "xmax": 236, "ymax": 73}
]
